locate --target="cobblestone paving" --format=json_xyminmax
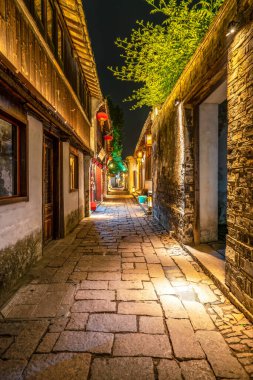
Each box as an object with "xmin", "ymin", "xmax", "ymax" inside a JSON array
[{"xmin": 0, "ymin": 197, "xmax": 253, "ymax": 379}]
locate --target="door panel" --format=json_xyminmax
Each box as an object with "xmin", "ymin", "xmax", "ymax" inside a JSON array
[{"xmin": 43, "ymin": 136, "xmax": 54, "ymax": 243}]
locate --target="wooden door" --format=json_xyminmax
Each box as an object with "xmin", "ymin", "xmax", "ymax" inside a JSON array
[{"xmin": 43, "ymin": 136, "xmax": 54, "ymax": 243}]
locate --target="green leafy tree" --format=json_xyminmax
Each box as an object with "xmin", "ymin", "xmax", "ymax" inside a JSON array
[
  {"xmin": 108, "ymin": 0, "xmax": 224, "ymax": 109},
  {"xmin": 107, "ymin": 98, "xmax": 127, "ymax": 174}
]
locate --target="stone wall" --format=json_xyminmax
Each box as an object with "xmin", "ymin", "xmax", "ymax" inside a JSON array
[
  {"xmin": 152, "ymin": 0, "xmax": 238, "ymax": 244},
  {"xmin": 225, "ymin": 19, "xmax": 253, "ymax": 312},
  {"xmin": 152, "ymin": 0, "xmax": 253, "ymax": 315},
  {"xmin": 0, "ymin": 231, "xmax": 42, "ymax": 304},
  {"xmin": 153, "ymin": 105, "xmax": 194, "ymax": 244}
]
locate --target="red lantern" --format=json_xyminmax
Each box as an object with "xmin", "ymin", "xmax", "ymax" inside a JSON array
[
  {"xmin": 104, "ymin": 135, "xmax": 113, "ymax": 141},
  {"xmin": 97, "ymin": 112, "xmax": 108, "ymax": 126}
]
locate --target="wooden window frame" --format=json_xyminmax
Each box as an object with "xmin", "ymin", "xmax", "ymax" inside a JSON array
[
  {"xmin": 57, "ymin": 19, "xmax": 64, "ymax": 63},
  {"xmin": 34, "ymin": 0, "xmax": 44, "ymax": 32},
  {"xmin": 46, "ymin": 0, "xmax": 54, "ymax": 43},
  {"xmin": 69, "ymin": 147, "xmax": 78, "ymax": 192},
  {"xmin": 0, "ymin": 113, "xmax": 28, "ymax": 206}
]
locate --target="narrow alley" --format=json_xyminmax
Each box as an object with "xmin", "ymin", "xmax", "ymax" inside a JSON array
[{"xmin": 0, "ymin": 195, "xmax": 252, "ymax": 379}]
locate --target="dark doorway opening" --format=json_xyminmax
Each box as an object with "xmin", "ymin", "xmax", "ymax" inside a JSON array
[{"xmin": 43, "ymin": 134, "xmax": 60, "ymax": 244}]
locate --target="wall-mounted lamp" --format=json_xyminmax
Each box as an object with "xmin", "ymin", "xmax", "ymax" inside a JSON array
[
  {"xmin": 226, "ymin": 21, "xmax": 239, "ymax": 37},
  {"xmin": 145, "ymin": 134, "xmax": 152, "ymax": 147},
  {"xmin": 137, "ymin": 151, "xmax": 143, "ymax": 158},
  {"xmin": 154, "ymin": 107, "xmax": 159, "ymax": 116},
  {"xmin": 174, "ymin": 99, "xmax": 180, "ymax": 107}
]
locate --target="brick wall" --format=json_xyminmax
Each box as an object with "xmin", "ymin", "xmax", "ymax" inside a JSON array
[{"xmin": 226, "ymin": 19, "xmax": 253, "ymax": 312}]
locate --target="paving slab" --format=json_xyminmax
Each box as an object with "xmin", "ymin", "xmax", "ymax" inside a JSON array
[
  {"xmin": 192, "ymin": 284, "xmax": 218, "ymax": 304},
  {"xmin": 157, "ymin": 359, "xmax": 182, "ymax": 380},
  {"xmin": 118, "ymin": 301, "xmax": 163, "ymax": 316},
  {"xmin": 3, "ymin": 320, "xmax": 49, "ymax": 360},
  {"xmin": 145, "ymin": 255, "xmax": 161, "ymax": 264},
  {"xmin": 173, "ymin": 256, "xmax": 202, "ymax": 283},
  {"xmin": 87, "ymin": 272, "xmax": 121, "ymax": 281},
  {"xmin": 71, "ymin": 300, "xmax": 116, "ymax": 313},
  {"xmin": 160, "ymin": 295, "xmax": 188, "ymax": 318},
  {"xmin": 0, "ymin": 336, "xmax": 13, "ymax": 355},
  {"xmin": 66, "ymin": 313, "xmax": 89, "ymax": 330},
  {"xmin": 139, "ymin": 316, "xmax": 165, "ymax": 334},
  {"xmin": 90, "ymin": 357, "xmax": 154, "ymax": 380},
  {"xmin": 147, "ymin": 264, "xmax": 165, "ymax": 278},
  {"xmin": 122, "ymin": 273, "xmax": 150, "ymax": 281},
  {"xmin": 166, "ymin": 318, "xmax": 205, "ymax": 360},
  {"xmin": 54, "ymin": 331, "xmax": 114, "ymax": 354},
  {"xmin": 196, "ymin": 330, "xmax": 248, "ymax": 378},
  {"xmin": 109, "ymin": 280, "xmax": 143, "ymax": 289},
  {"xmin": 75, "ymin": 290, "xmax": 115, "ymax": 300},
  {"xmin": 80, "ymin": 280, "xmax": 108, "ymax": 290},
  {"xmin": 117, "ymin": 289, "xmax": 157, "ymax": 301},
  {"xmin": 36, "ymin": 333, "xmax": 59, "ymax": 353},
  {"xmin": 0, "ymin": 359, "xmax": 27, "ymax": 380},
  {"xmin": 182, "ymin": 301, "xmax": 215, "ymax": 330},
  {"xmin": 87, "ymin": 314, "xmax": 137, "ymax": 332},
  {"xmin": 180, "ymin": 360, "xmax": 215, "ymax": 380},
  {"xmin": 23, "ymin": 353, "xmax": 91, "ymax": 380},
  {"xmin": 113, "ymin": 333, "xmax": 172, "ymax": 358}
]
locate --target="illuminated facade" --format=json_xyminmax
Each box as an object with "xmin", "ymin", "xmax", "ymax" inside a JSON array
[
  {"xmin": 127, "ymin": 113, "xmax": 153, "ymax": 195},
  {"xmin": 0, "ymin": 0, "xmax": 103, "ymax": 299},
  {"xmin": 136, "ymin": 0, "xmax": 253, "ymax": 317}
]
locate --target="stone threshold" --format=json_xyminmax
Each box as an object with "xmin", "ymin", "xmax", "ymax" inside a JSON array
[{"xmin": 183, "ymin": 243, "xmax": 253, "ymax": 324}]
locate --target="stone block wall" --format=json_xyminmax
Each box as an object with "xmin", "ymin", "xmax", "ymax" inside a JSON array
[
  {"xmin": 153, "ymin": 104, "xmax": 194, "ymax": 244},
  {"xmin": 152, "ymin": 0, "xmax": 237, "ymax": 244},
  {"xmin": 226, "ymin": 19, "xmax": 253, "ymax": 312},
  {"xmin": 152, "ymin": 0, "xmax": 253, "ymax": 315}
]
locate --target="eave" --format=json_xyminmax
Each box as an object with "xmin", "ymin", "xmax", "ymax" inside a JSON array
[{"xmin": 58, "ymin": 0, "xmax": 102, "ymax": 100}]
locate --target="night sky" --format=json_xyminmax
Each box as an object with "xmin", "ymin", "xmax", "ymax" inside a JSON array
[{"xmin": 83, "ymin": 0, "xmax": 155, "ymax": 158}]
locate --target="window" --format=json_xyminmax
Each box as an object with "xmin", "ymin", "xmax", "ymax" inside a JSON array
[
  {"xmin": 69, "ymin": 151, "xmax": 78, "ymax": 190},
  {"xmin": 57, "ymin": 22, "xmax": 63, "ymax": 60},
  {"xmin": 46, "ymin": 0, "xmax": 53, "ymax": 41},
  {"xmin": 0, "ymin": 117, "xmax": 27, "ymax": 202},
  {"xmin": 34, "ymin": 0, "xmax": 43, "ymax": 21},
  {"xmin": 0, "ymin": 0, "xmax": 6, "ymax": 19}
]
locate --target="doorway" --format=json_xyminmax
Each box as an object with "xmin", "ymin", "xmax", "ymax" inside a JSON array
[
  {"xmin": 43, "ymin": 134, "xmax": 60, "ymax": 244},
  {"xmin": 198, "ymin": 81, "xmax": 227, "ymax": 251}
]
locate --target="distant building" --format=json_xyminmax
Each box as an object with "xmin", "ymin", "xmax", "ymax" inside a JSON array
[
  {"xmin": 126, "ymin": 113, "xmax": 153, "ymax": 195},
  {"xmin": 0, "ymin": 0, "xmax": 103, "ymax": 298}
]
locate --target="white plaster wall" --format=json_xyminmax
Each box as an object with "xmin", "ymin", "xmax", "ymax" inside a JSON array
[
  {"xmin": 126, "ymin": 156, "xmax": 136, "ymax": 192},
  {"xmin": 84, "ymin": 155, "xmax": 91, "ymax": 217},
  {"xmin": 0, "ymin": 115, "xmax": 43, "ymax": 249},
  {"xmin": 63, "ymin": 142, "xmax": 79, "ymax": 219},
  {"xmin": 145, "ymin": 180, "xmax": 152, "ymax": 192},
  {"xmin": 78, "ymin": 152, "xmax": 85, "ymax": 218},
  {"xmin": 199, "ymin": 103, "xmax": 218, "ymax": 242}
]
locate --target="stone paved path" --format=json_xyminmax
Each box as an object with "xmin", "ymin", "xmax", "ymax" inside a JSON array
[{"xmin": 0, "ymin": 197, "xmax": 253, "ymax": 379}]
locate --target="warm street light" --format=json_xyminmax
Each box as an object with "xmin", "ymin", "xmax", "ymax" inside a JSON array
[
  {"xmin": 145, "ymin": 134, "xmax": 152, "ymax": 147},
  {"xmin": 226, "ymin": 21, "xmax": 238, "ymax": 36}
]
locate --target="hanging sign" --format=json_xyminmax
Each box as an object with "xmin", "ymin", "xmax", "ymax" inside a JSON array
[{"xmin": 98, "ymin": 148, "xmax": 106, "ymax": 161}]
